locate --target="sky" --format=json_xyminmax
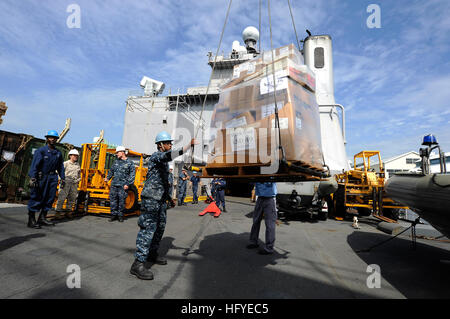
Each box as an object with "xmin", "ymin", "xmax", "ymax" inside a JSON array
[{"xmin": 0, "ymin": 0, "xmax": 449, "ymax": 162}]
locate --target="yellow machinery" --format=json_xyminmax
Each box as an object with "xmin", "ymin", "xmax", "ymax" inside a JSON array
[
  {"xmin": 333, "ymin": 151, "xmax": 407, "ymax": 222},
  {"xmin": 75, "ymin": 142, "xmax": 147, "ymax": 216},
  {"xmin": 54, "ymin": 143, "xmax": 207, "ymax": 215}
]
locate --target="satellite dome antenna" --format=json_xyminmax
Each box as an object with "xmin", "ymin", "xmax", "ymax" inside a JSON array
[{"xmin": 242, "ymin": 26, "xmax": 259, "ymax": 54}]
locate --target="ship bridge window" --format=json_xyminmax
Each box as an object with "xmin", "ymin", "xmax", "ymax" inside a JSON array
[{"xmin": 314, "ymin": 47, "xmax": 325, "ymax": 69}]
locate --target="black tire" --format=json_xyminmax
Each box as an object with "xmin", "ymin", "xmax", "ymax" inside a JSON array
[
  {"xmin": 75, "ymin": 191, "xmax": 86, "ymax": 213},
  {"xmin": 325, "ymin": 195, "xmax": 334, "ymax": 217},
  {"xmin": 83, "ymin": 192, "xmax": 90, "ymax": 213},
  {"xmin": 124, "ymin": 185, "xmax": 139, "ymax": 213},
  {"xmin": 334, "ymin": 185, "xmax": 346, "ymax": 217},
  {"xmin": 317, "ymin": 208, "xmax": 328, "ymax": 221}
]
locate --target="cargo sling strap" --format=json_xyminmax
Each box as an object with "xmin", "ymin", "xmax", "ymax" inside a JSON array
[{"xmin": 188, "ymin": 0, "xmax": 233, "ymax": 170}]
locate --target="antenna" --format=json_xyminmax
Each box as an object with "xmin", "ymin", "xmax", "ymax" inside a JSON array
[
  {"xmin": 242, "ymin": 26, "xmax": 259, "ymax": 54},
  {"xmin": 140, "ymin": 76, "xmax": 165, "ymax": 96}
]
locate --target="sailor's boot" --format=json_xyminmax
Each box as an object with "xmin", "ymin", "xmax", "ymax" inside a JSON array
[
  {"xmin": 148, "ymin": 251, "xmax": 168, "ymax": 265},
  {"xmin": 38, "ymin": 211, "xmax": 55, "ymax": 226},
  {"xmin": 27, "ymin": 211, "xmax": 41, "ymax": 229},
  {"xmin": 130, "ymin": 260, "xmax": 154, "ymax": 280}
]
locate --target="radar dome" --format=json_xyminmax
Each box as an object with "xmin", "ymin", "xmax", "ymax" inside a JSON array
[{"xmin": 242, "ymin": 26, "xmax": 259, "ymax": 43}]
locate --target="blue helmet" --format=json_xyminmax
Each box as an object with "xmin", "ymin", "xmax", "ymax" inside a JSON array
[
  {"xmin": 155, "ymin": 131, "xmax": 173, "ymax": 144},
  {"xmin": 45, "ymin": 130, "xmax": 59, "ymax": 138}
]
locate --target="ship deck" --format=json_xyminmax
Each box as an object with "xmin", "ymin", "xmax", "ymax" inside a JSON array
[{"xmin": 0, "ymin": 198, "xmax": 449, "ymax": 299}]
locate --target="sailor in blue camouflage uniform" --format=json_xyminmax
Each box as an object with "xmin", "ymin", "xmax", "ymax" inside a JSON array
[
  {"xmin": 178, "ymin": 168, "xmax": 189, "ymax": 205},
  {"xmin": 27, "ymin": 130, "xmax": 65, "ymax": 228},
  {"xmin": 214, "ymin": 178, "xmax": 227, "ymax": 212},
  {"xmin": 210, "ymin": 178, "xmax": 217, "ymax": 199},
  {"xmin": 105, "ymin": 146, "xmax": 135, "ymax": 222},
  {"xmin": 167, "ymin": 167, "xmax": 175, "ymax": 208},
  {"xmin": 130, "ymin": 131, "xmax": 197, "ymax": 280},
  {"xmin": 190, "ymin": 171, "xmax": 200, "ymax": 204}
]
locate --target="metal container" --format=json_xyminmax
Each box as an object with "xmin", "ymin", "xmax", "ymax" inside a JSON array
[{"xmin": 0, "ymin": 130, "xmax": 78, "ymax": 202}]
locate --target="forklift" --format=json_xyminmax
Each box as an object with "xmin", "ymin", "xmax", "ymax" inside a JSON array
[
  {"xmin": 331, "ymin": 151, "xmax": 408, "ymax": 222},
  {"xmin": 55, "ymin": 142, "xmax": 147, "ymax": 216}
]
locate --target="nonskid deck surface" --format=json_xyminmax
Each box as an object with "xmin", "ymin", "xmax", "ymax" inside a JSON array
[{"xmin": 0, "ymin": 199, "xmax": 449, "ymax": 299}]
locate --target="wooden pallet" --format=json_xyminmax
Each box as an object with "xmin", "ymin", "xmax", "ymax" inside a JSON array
[{"xmin": 201, "ymin": 160, "xmax": 324, "ymax": 182}]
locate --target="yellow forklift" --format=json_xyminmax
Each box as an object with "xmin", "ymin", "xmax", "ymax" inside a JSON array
[
  {"xmin": 77, "ymin": 142, "xmax": 147, "ymax": 215},
  {"xmin": 55, "ymin": 142, "xmax": 147, "ymax": 216},
  {"xmin": 332, "ymin": 151, "xmax": 408, "ymax": 223},
  {"xmin": 54, "ymin": 143, "xmax": 207, "ymax": 216}
]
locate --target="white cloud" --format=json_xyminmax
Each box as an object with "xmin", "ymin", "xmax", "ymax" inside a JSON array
[
  {"xmin": 0, "ymin": 0, "xmax": 448, "ymax": 160},
  {"xmin": 1, "ymin": 86, "xmax": 132, "ymax": 145}
]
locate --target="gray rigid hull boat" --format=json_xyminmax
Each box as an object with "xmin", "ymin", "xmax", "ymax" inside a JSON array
[
  {"xmin": 385, "ymin": 134, "xmax": 450, "ymax": 238},
  {"xmin": 385, "ymin": 172, "xmax": 450, "ymax": 238}
]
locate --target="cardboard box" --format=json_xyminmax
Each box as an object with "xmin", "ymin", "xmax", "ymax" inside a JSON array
[
  {"xmin": 208, "ymin": 44, "xmax": 323, "ymax": 169},
  {"xmin": 224, "ymin": 111, "xmax": 256, "ymax": 129},
  {"xmin": 223, "ymin": 43, "xmax": 305, "ymax": 90},
  {"xmin": 245, "ymin": 58, "xmax": 316, "ymax": 93}
]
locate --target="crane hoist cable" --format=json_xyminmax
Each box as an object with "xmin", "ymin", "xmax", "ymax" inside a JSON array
[
  {"xmin": 286, "ymin": 0, "xmax": 329, "ymax": 176},
  {"xmin": 259, "ymin": 0, "xmax": 262, "ymax": 54},
  {"xmin": 189, "ymin": 0, "xmax": 233, "ymax": 169},
  {"xmin": 267, "ymin": 0, "xmax": 286, "ymax": 164},
  {"xmin": 287, "ymin": 0, "xmax": 301, "ymax": 52},
  {"xmin": 268, "ymin": 0, "xmax": 327, "ymax": 178}
]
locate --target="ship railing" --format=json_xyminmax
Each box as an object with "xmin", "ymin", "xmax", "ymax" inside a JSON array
[{"xmin": 208, "ymin": 51, "xmax": 253, "ymax": 63}]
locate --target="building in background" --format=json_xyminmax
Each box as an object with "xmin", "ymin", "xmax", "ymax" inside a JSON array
[
  {"xmin": 410, "ymin": 152, "xmax": 450, "ymax": 174},
  {"xmin": 371, "ymin": 151, "xmax": 420, "ymax": 178}
]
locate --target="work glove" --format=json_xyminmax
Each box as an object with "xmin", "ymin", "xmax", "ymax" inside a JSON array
[
  {"xmin": 60, "ymin": 180, "xmax": 65, "ymax": 189},
  {"xmin": 29, "ymin": 178, "xmax": 38, "ymax": 189}
]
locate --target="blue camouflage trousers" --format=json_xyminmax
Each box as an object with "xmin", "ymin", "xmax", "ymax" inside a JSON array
[
  {"xmin": 134, "ymin": 199, "xmax": 167, "ymax": 262},
  {"xmin": 192, "ymin": 185, "xmax": 198, "ymax": 202},
  {"xmin": 109, "ymin": 185, "xmax": 127, "ymax": 217},
  {"xmin": 215, "ymin": 189, "xmax": 225, "ymax": 209},
  {"xmin": 28, "ymin": 175, "xmax": 58, "ymax": 212},
  {"xmin": 178, "ymin": 185, "xmax": 186, "ymax": 205}
]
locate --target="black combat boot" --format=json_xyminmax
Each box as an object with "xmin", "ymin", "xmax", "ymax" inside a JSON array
[
  {"xmin": 27, "ymin": 211, "xmax": 41, "ymax": 229},
  {"xmin": 109, "ymin": 215, "xmax": 118, "ymax": 222},
  {"xmin": 37, "ymin": 211, "xmax": 55, "ymax": 226},
  {"xmin": 148, "ymin": 251, "xmax": 168, "ymax": 265},
  {"xmin": 130, "ymin": 260, "xmax": 154, "ymax": 280}
]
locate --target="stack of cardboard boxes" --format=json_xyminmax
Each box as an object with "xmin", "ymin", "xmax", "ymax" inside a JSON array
[{"xmin": 207, "ymin": 44, "xmax": 324, "ymax": 172}]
